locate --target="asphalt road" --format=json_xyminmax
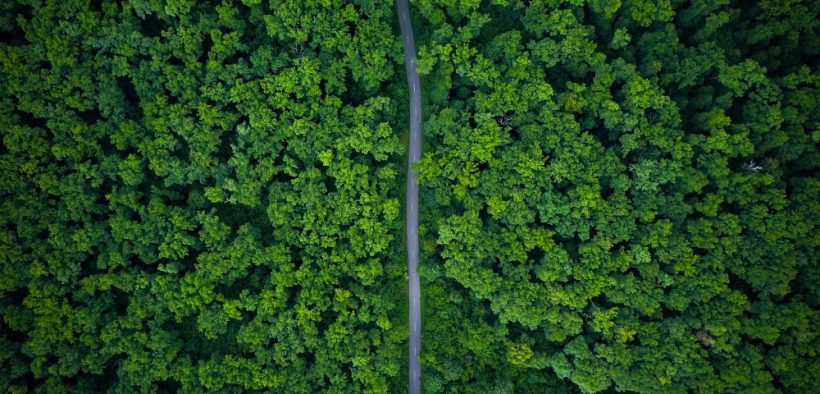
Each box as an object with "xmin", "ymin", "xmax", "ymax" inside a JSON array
[{"xmin": 396, "ymin": 0, "xmax": 422, "ymax": 393}]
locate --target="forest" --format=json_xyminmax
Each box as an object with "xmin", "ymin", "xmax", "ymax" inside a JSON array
[{"xmin": 1, "ymin": 0, "xmax": 817, "ymax": 393}]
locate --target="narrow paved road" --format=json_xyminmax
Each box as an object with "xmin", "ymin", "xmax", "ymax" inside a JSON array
[{"xmin": 396, "ymin": 0, "xmax": 422, "ymax": 393}]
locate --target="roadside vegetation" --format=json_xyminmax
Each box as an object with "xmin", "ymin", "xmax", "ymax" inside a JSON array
[
  {"xmin": 1, "ymin": 1, "xmax": 407, "ymax": 392},
  {"xmin": 1, "ymin": 1, "xmax": 817, "ymax": 393},
  {"xmin": 414, "ymin": 1, "xmax": 818, "ymax": 392}
]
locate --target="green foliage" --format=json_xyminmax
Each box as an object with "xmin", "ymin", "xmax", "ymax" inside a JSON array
[
  {"xmin": 1, "ymin": 0, "xmax": 817, "ymax": 393},
  {"xmin": 1, "ymin": 0, "xmax": 405, "ymax": 392},
  {"xmin": 414, "ymin": 0, "xmax": 818, "ymax": 392}
]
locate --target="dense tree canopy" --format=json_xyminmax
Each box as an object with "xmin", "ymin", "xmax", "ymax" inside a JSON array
[
  {"xmin": 1, "ymin": 1, "xmax": 408, "ymax": 392},
  {"xmin": 413, "ymin": 0, "xmax": 818, "ymax": 392},
  {"xmin": 1, "ymin": 0, "xmax": 817, "ymax": 393}
]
